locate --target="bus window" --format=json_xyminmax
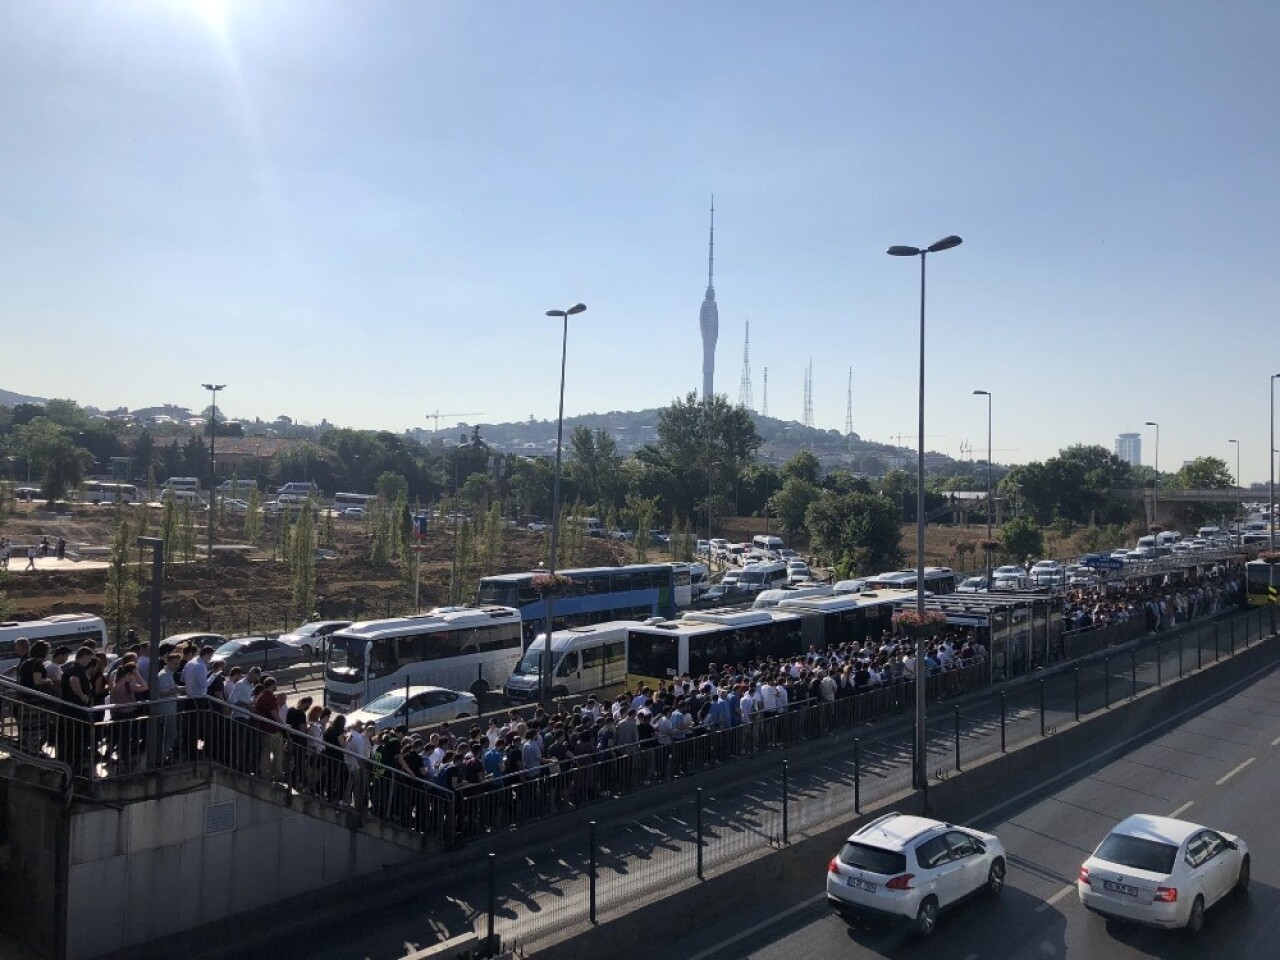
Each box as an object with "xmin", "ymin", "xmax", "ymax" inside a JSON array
[
  {"xmin": 369, "ymin": 643, "xmax": 396, "ymax": 678},
  {"xmin": 629, "ymin": 634, "xmax": 678, "ymax": 680},
  {"xmin": 557, "ymin": 651, "xmax": 579, "ymax": 677}
]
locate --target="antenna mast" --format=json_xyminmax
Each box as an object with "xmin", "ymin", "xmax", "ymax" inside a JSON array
[{"xmin": 738, "ymin": 320, "xmax": 754, "ymax": 410}]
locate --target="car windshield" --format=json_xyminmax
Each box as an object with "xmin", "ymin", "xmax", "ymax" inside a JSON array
[
  {"xmin": 839, "ymin": 841, "xmax": 907, "ymax": 876},
  {"xmin": 1095, "ymin": 833, "xmax": 1178, "ymax": 874},
  {"xmin": 513, "ymin": 648, "xmax": 553, "ymax": 676},
  {"xmin": 215, "ymin": 641, "xmax": 247, "ymax": 657},
  {"xmin": 361, "ymin": 693, "xmax": 406, "ymax": 717}
]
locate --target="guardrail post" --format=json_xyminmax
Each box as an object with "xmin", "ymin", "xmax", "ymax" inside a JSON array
[
  {"xmin": 1104, "ymin": 656, "xmax": 1110, "ymax": 709},
  {"xmin": 487, "ymin": 853, "xmax": 496, "ymax": 953},
  {"xmin": 782, "ymin": 760, "xmax": 790, "ymax": 846},
  {"xmin": 1130, "ymin": 649, "xmax": 1137, "ymax": 699},
  {"xmin": 999, "ymin": 691, "xmax": 1006, "ymax": 752},
  {"xmin": 696, "ymin": 788, "xmax": 705, "ymax": 879},
  {"xmin": 1074, "ymin": 667, "xmax": 1080, "ymax": 722},
  {"xmin": 1156, "ymin": 641, "xmax": 1162, "ymax": 687},
  {"xmin": 589, "ymin": 820, "xmax": 597, "ymax": 924},
  {"xmin": 853, "ymin": 738, "xmax": 861, "ymax": 814},
  {"xmin": 954, "ymin": 705, "xmax": 961, "ymax": 771},
  {"xmin": 1039, "ymin": 679, "xmax": 1046, "ymax": 737}
]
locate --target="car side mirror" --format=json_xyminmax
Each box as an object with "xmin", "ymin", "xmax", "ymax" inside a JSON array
[{"xmin": 1224, "ymin": 839, "xmax": 1238, "ymax": 850}]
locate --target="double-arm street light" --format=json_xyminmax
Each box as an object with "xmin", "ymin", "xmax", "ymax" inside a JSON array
[
  {"xmin": 1145, "ymin": 420, "xmax": 1160, "ymax": 530},
  {"xmin": 887, "ymin": 234, "xmax": 963, "ymax": 802},
  {"xmin": 973, "ymin": 390, "xmax": 992, "ymax": 583},
  {"xmin": 542, "ymin": 303, "xmax": 587, "ymax": 705},
  {"xmin": 1228, "ymin": 439, "xmax": 1241, "ymax": 532},
  {"xmin": 1271, "ymin": 374, "xmax": 1280, "ymax": 550},
  {"xmin": 202, "ymin": 384, "xmax": 225, "ymax": 561}
]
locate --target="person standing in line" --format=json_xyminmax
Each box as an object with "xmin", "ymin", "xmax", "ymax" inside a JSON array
[{"xmin": 26, "ymin": 545, "xmax": 37, "ymax": 570}]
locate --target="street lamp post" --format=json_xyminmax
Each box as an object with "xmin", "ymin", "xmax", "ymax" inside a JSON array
[
  {"xmin": 542, "ymin": 303, "xmax": 587, "ymax": 707},
  {"xmin": 202, "ymin": 383, "xmax": 225, "ymax": 560},
  {"xmin": 1228, "ymin": 439, "xmax": 1241, "ymax": 534},
  {"xmin": 1271, "ymin": 375, "xmax": 1280, "ymax": 551},
  {"xmin": 137, "ymin": 535, "xmax": 164, "ymax": 769},
  {"xmin": 887, "ymin": 234, "xmax": 963, "ymax": 803},
  {"xmin": 1145, "ymin": 420, "xmax": 1160, "ymax": 531},
  {"xmin": 973, "ymin": 390, "xmax": 992, "ymax": 584}
]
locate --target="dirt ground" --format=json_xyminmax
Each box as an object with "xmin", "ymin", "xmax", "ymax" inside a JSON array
[{"xmin": 0, "ymin": 503, "xmax": 634, "ymax": 636}]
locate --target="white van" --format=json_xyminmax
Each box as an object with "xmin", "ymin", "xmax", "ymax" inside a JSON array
[
  {"xmin": 751, "ymin": 535, "xmax": 785, "ymax": 553},
  {"xmin": 737, "ymin": 561, "xmax": 789, "ymax": 592},
  {"xmin": 163, "ymin": 489, "xmax": 206, "ymax": 507},
  {"xmin": 502, "ymin": 621, "xmax": 631, "ymax": 702},
  {"xmin": 277, "ymin": 481, "xmax": 319, "ymax": 498},
  {"xmin": 689, "ymin": 562, "xmax": 711, "ymax": 597},
  {"xmin": 217, "ymin": 479, "xmax": 259, "ymax": 495},
  {"xmin": 160, "ymin": 477, "xmax": 200, "ymax": 493},
  {"xmin": 1, "ymin": 614, "xmax": 109, "ymax": 675},
  {"xmin": 1197, "ymin": 525, "xmax": 1221, "ymax": 540}
]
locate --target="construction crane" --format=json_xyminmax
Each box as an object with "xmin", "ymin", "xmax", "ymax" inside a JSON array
[
  {"xmin": 889, "ymin": 432, "xmax": 946, "ymax": 448},
  {"xmin": 426, "ymin": 411, "xmax": 485, "ymax": 433}
]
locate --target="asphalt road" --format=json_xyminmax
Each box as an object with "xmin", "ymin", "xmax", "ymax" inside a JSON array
[{"xmin": 673, "ymin": 661, "xmax": 1280, "ymax": 960}]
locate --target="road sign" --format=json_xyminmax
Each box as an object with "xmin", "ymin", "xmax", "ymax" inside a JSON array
[{"xmin": 1081, "ymin": 555, "xmax": 1125, "ymax": 571}]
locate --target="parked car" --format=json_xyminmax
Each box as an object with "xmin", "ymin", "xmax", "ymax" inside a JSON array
[
  {"xmin": 221, "ymin": 498, "xmax": 250, "ymax": 514},
  {"xmin": 703, "ymin": 583, "xmax": 749, "ymax": 603},
  {"xmin": 275, "ymin": 620, "xmax": 354, "ymax": 658},
  {"xmin": 342, "ymin": 507, "xmax": 365, "ymax": 519},
  {"xmin": 212, "ymin": 636, "xmax": 308, "ymax": 668},
  {"xmin": 1079, "ymin": 814, "xmax": 1249, "ymax": 933},
  {"xmin": 347, "ymin": 685, "xmax": 479, "ymax": 733},
  {"xmin": 993, "ymin": 565, "xmax": 1023, "ymax": 578},
  {"xmin": 956, "ymin": 576, "xmax": 988, "ymax": 593},
  {"xmin": 163, "ymin": 631, "xmax": 228, "ymax": 651},
  {"xmin": 609, "ymin": 528, "xmax": 635, "ymax": 542},
  {"xmin": 526, "ymin": 519, "xmax": 549, "ymax": 532},
  {"xmin": 827, "ymin": 812, "xmax": 1007, "ymax": 938}
]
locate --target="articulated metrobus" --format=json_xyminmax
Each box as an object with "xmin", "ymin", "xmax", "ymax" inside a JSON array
[
  {"xmin": 776, "ymin": 588, "xmax": 917, "ymax": 649},
  {"xmin": 1245, "ymin": 559, "xmax": 1280, "ymax": 607},
  {"xmin": 324, "ymin": 606, "xmax": 522, "ymax": 710},
  {"xmin": 476, "ymin": 563, "xmax": 689, "ymax": 640},
  {"xmin": 626, "ymin": 609, "xmax": 806, "ymax": 689},
  {"xmin": 82, "ymin": 481, "xmax": 139, "ymax": 504}
]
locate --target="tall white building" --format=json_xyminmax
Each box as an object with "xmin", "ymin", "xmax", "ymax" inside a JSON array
[
  {"xmin": 699, "ymin": 199, "xmax": 718, "ymax": 404},
  {"xmin": 1115, "ymin": 432, "xmax": 1142, "ymax": 466}
]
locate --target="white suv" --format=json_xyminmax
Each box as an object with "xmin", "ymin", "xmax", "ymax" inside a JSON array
[{"xmin": 826, "ymin": 813, "xmax": 1006, "ymax": 938}]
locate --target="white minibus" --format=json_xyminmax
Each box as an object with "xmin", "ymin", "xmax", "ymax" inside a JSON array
[{"xmin": 502, "ymin": 621, "xmax": 632, "ymax": 703}]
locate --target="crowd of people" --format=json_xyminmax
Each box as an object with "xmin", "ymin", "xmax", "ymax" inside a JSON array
[{"xmin": 1060, "ymin": 568, "xmax": 1243, "ymax": 633}]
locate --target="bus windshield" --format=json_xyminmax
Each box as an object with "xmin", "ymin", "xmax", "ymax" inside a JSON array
[
  {"xmin": 629, "ymin": 633, "xmax": 679, "ymax": 680},
  {"xmin": 326, "ymin": 635, "xmax": 366, "ymax": 677},
  {"xmin": 512, "ymin": 648, "xmax": 559, "ymax": 676},
  {"xmin": 477, "ymin": 579, "xmax": 525, "ymax": 606}
]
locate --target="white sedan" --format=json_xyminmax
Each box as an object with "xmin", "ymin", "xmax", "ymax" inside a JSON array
[
  {"xmin": 827, "ymin": 813, "xmax": 1006, "ymax": 938},
  {"xmin": 1079, "ymin": 814, "xmax": 1249, "ymax": 933},
  {"xmin": 345, "ymin": 685, "xmax": 479, "ymax": 733}
]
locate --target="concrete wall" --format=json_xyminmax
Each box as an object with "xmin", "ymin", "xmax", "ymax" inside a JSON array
[
  {"xmin": 0, "ymin": 776, "xmax": 67, "ymax": 960},
  {"xmin": 529, "ymin": 632, "xmax": 1280, "ymax": 960},
  {"xmin": 62, "ymin": 777, "xmax": 419, "ymax": 960}
]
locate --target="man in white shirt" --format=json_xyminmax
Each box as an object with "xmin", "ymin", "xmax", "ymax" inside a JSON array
[{"xmin": 344, "ymin": 719, "xmax": 372, "ymax": 809}]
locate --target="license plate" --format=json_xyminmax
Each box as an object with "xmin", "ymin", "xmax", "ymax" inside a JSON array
[
  {"xmin": 1103, "ymin": 880, "xmax": 1138, "ymax": 897},
  {"xmin": 847, "ymin": 877, "xmax": 877, "ymax": 893}
]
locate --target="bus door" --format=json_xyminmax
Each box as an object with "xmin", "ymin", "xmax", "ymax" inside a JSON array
[{"xmin": 555, "ymin": 650, "xmax": 581, "ymax": 693}]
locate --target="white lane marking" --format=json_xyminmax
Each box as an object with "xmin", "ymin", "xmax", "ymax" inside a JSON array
[
  {"xmin": 1216, "ymin": 757, "xmax": 1256, "ymax": 785},
  {"xmin": 963, "ymin": 954, "xmax": 979, "ymax": 960},
  {"xmin": 684, "ymin": 892, "xmax": 825, "ymax": 960},
  {"xmin": 1034, "ymin": 883, "xmax": 1076, "ymax": 913},
  {"xmin": 1271, "ymin": 734, "xmax": 1280, "ymax": 747},
  {"xmin": 1169, "ymin": 800, "xmax": 1195, "ymax": 818}
]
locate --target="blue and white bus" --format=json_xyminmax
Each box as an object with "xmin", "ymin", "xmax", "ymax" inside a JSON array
[{"xmin": 476, "ymin": 563, "xmax": 689, "ymax": 640}]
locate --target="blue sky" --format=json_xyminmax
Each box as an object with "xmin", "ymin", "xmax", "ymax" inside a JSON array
[{"xmin": 2, "ymin": 1, "xmax": 1278, "ymax": 482}]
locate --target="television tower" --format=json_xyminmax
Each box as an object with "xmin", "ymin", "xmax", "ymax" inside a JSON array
[
  {"xmin": 761, "ymin": 367, "xmax": 769, "ymax": 417},
  {"xmin": 737, "ymin": 320, "xmax": 753, "ymax": 410},
  {"xmin": 698, "ymin": 197, "xmax": 718, "ymax": 405},
  {"xmin": 844, "ymin": 366, "xmax": 854, "ymax": 437},
  {"xmin": 802, "ymin": 360, "xmax": 814, "ymax": 428}
]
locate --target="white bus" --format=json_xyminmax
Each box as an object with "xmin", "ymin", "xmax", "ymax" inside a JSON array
[
  {"xmin": 502, "ymin": 621, "xmax": 632, "ymax": 703},
  {"xmin": 669, "ymin": 562, "xmax": 694, "ymax": 608},
  {"xmin": 626, "ymin": 609, "xmax": 805, "ymax": 688},
  {"xmin": 82, "ymin": 481, "xmax": 139, "ymax": 504},
  {"xmin": 737, "ymin": 561, "xmax": 790, "ymax": 593},
  {"xmin": 333, "ymin": 492, "xmax": 379, "ymax": 511},
  {"xmin": 866, "ymin": 566, "xmax": 958, "ymax": 595},
  {"xmin": 0, "ymin": 614, "xmax": 109, "ymax": 675},
  {"xmin": 323, "ymin": 606, "xmax": 523, "ymax": 711}
]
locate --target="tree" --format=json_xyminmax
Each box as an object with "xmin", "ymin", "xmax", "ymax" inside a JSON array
[
  {"xmin": 1169, "ymin": 456, "xmax": 1234, "ymax": 527},
  {"xmin": 244, "ymin": 487, "xmax": 264, "ymax": 544},
  {"xmin": 637, "ymin": 392, "xmax": 763, "ymax": 523},
  {"xmin": 12, "ymin": 417, "xmax": 94, "ymax": 505},
  {"xmin": 780, "ymin": 450, "xmax": 821, "ymax": 486},
  {"xmin": 480, "ymin": 504, "xmax": 506, "ymax": 575},
  {"xmin": 769, "ymin": 477, "xmax": 820, "ymax": 538},
  {"xmin": 376, "ymin": 471, "xmax": 410, "ymax": 505},
  {"xmin": 626, "ymin": 494, "xmax": 658, "ymax": 563},
  {"xmin": 569, "ymin": 426, "xmax": 624, "ymax": 510},
  {"xmin": 1008, "ymin": 446, "xmax": 1136, "ymax": 528},
  {"xmin": 104, "ymin": 516, "xmax": 138, "ymax": 646},
  {"xmin": 805, "ymin": 491, "xmax": 903, "ymax": 576},
  {"xmin": 291, "ymin": 505, "xmax": 317, "ymax": 618},
  {"xmin": 999, "ymin": 515, "xmax": 1043, "ymax": 563}
]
